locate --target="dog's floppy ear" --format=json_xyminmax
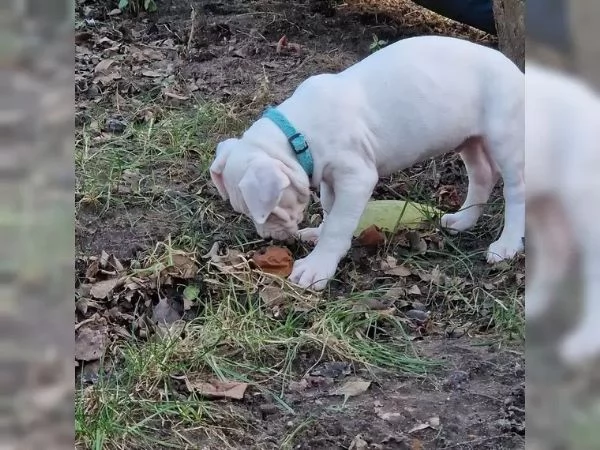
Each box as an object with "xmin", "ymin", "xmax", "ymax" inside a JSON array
[
  {"xmin": 209, "ymin": 138, "xmax": 237, "ymax": 200},
  {"xmin": 238, "ymin": 158, "xmax": 290, "ymax": 224}
]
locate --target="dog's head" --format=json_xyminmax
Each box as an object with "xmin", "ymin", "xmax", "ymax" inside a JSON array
[{"xmin": 209, "ymin": 138, "xmax": 311, "ymax": 241}]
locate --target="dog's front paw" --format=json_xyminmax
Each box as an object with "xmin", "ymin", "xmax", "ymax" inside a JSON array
[
  {"xmin": 289, "ymin": 252, "xmax": 338, "ymax": 291},
  {"xmin": 441, "ymin": 211, "xmax": 479, "ymax": 235},
  {"xmin": 297, "ymin": 226, "xmax": 321, "ymax": 244},
  {"xmin": 559, "ymin": 322, "xmax": 600, "ymax": 367},
  {"xmin": 486, "ymin": 237, "xmax": 524, "ymax": 263}
]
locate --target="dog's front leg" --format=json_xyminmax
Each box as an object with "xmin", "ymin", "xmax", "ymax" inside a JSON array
[
  {"xmin": 290, "ymin": 168, "xmax": 377, "ymax": 290},
  {"xmin": 297, "ymin": 182, "xmax": 334, "ymax": 244}
]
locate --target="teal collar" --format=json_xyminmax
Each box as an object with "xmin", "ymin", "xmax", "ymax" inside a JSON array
[{"xmin": 262, "ymin": 106, "xmax": 314, "ymax": 177}]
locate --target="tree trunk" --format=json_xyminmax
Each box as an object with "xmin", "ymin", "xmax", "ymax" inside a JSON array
[{"xmin": 492, "ymin": 0, "xmax": 525, "ymax": 71}]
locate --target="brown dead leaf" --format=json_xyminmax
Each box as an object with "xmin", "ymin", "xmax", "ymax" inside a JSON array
[
  {"xmin": 142, "ymin": 70, "xmax": 162, "ymax": 78},
  {"xmin": 288, "ymin": 378, "xmax": 309, "ymax": 392},
  {"xmin": 85, "ymin": 259, "xmax": 100, "ymax": 280},
  {"xmin": 94, "ymin": 58, "xmax": 116, "ymax": 74},
  {"xmin": 203, "ymin": 242, "xmax": 248, "ymax": 273},
  {"xmin": 75, "ymin": 316, "xmax": 109, "ymax": 361},
  {"xmin": 380, "ymin": 256, "xmax": 411, "ymax": 276},
  {"xmin": 382, "ymin": 284, "xmax": 408, "ymax": 303},
  {"xmin": 362, "ymin": 298, "xmax": 390, "ymax": 310},
  {"xmin": 331, "ymin": 379, "xmax": 371, "ymax": 398},
  {"xmin": 357, "ymin": 224, "xmax": 385, "ymax": 247},
  {"xmin": 406, "ymin": 231, "xmax": 427, "ymax": 254},
  {"xmin": 419, "ymin": 266, "xmax": 445, "ymax": 285},
  {"xmin": 375, "ymin": 405, "xmax": 402, "ymax": 421},
  {"xmin": 75, "ymin": 297, "xmax": 101, "ymax": 315},
  {"xmin": 276, "ymin": 35, "xmax": 288, "ymax": 53},
  {"xmin": 380, "ymin": 255, "xmax": 397, "ymax": 270},
  {"xmin": 152, "ymin": 296, "xmax": 182, "ymax": 326},
  {"xmin": 348, "ymin": 434, "xmax": 368, "ymax": 450},
  {"xmin": 75, "ymin": 31, "xmax": 94, "ymax": 44},
  {"xmin": 408, "ymin": 423, "xmax": 431, "ymax": 433},
  {"xmin": 183, "ymin": 377, "xmax": 248, "ymax": 400},
  {"xmin": 407, "ymin": 285, "xmax": 422, "ymax": 295},
  {"xmin": 385, "ymin": 265, "xmax": 412, "ymax": 277},
  {"xmin": 163, "ymin": 253, "xmax": 198, "ymax": 279},
  {"xmin": 251, "ymin": 246, "xmax": 294, "ymax": 277},
  {"xmin": 89, "ymin": 277, "xmax": 120, "ymax": 299},
  {"xmin": 259, "ymin": 285, "xmax": 286, "ymax": 307},
  {"xmin": 163, "ymin": 91, "xmax": 189, "ymax": 102},
  {"xmin": 411, "ymin": 439, "xmax": 424, "ymax": 450},
  {"xmin": 408, "ymin": 416, "xmax": 440, "ymax": 434},
  {"xmin": 436, "ymin": 184, "xmax": 461, "ymax": 209}
]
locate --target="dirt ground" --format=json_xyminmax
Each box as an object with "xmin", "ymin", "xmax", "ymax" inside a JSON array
[{"xmin": 75, "ymin": 0, "xmax": 524, "ymax": 448}]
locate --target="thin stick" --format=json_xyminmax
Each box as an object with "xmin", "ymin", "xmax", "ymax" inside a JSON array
[{"xmin": 187, "ymin": 5, "xmax": 196, "ymax": 56}]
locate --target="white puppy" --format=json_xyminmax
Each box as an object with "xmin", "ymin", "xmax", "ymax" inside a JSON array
[
  {"xmin": 525, "ymin": 62, "xmax": 600, "ymax": 366},
  {"xmin": 210, "ymin": 35, "xmax": 524, "ymax": 291}
]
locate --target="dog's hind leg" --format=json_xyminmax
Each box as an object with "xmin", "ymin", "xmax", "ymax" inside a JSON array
[
  {"xmin": 526, "ymin": 195, "xmax": 574, "ymax": 319},
  {"xmin": 441, "ymin": 137, "xmax": 500, "ymax": 233},
  {"xmin": 484, "ymin": 131, "xmax": 525, "ymax": 263},
  {"xmin": 558, "ymin": 178, "xmax": 600, "ymax": 366}
]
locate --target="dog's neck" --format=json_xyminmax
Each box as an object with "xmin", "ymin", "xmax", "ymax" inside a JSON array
[{"xmin": 242, "ymin": 118, "xmax": 321, "ymax": 188}]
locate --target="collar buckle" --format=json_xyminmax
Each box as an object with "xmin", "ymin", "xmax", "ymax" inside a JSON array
[{"xmin": 288, "ymin": 132, "xmax": 309, "ymax": 154}]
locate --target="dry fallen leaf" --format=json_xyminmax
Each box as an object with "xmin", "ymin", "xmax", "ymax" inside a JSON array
[
  {"xmin": 348, "ymin": 434, "xmax": 368, "ymax": 450},
  {"xmin": 75, "ymin": 297, "xmax": 101, "ymax": 315},
  {"xmin": 357, "ymin": 224, "xmax": 385, "ymax": 247},
  {"xmin": 251, "ymin": 246, "xmax": 294, "ymax": 277},
  {"xmin": 380, "ymin": 256, "xmax": 412, "ymax": 277},
  {"xmin": 406, "ymin": 231, "xmax": 428, "ymax": 254},
  {"xmin": 382, "ymin": 284, "xmax": 407, "ymax": 303},
  {"xmin": 75, "ymin": 316, "xmax": 109, "ymax": 361},
  {"xmin": 259, "ymin": 285, "xmax": 286, "ymax": 307},
  {"xmin": 183, "ymin": 377, "xmax": 248, "ymax": 400},
  {"xmin": 375, "ymin": 405, "xmax": 402, "ymax": 421},
  {"xmin": 141, "ymin": 70, "xmax": 162, "ymax": 78},
  {"xmin": 331, "ymin": 379, "xmax": 371, "ymax": 398},
  {"xmin": 85, "ymin": 259, "xmax": 100, "ymax": 280},
  {"xmin": 203, "ymin": 242, "xmax": 248, "ymax": 273},
  {"xmin": 94, "ymin": 58, "xmax": 116, "ymax": 74},
  {"xmin": 276, "ymin": 35, "xmax": 288, "ymax": 53},
  {"xmin": 89, "ymin": 277, "xmax": 120, "ymax": 299},
  {"xmin": 411, "ymin": 439, "xmax": 424, "ymax": 450},
  {"xmin": 152, "ymin": 296, "xmax": 183, "ymax": 326},
  {"xmin": 408, "ymin": 416, "xmax": 441, "ymax": 433},
  {"xmin": 385, "ymin": 265, "xmax": 412, "ymax": 277},
  {"xmin": 162, "ymin": 253, "xmax": 198, "ymax": 279},
  {"xmin": 407, "ymin": 285, "xmax": 422, "ymax": 295},
  {"xmin": 288, "ymin": 378, "xmax": 309, "ymax": 392},
  {"xmin": 436, "ymin": 184, "xmax": 461, "ymax": 208},
  {"xmin": 408, "ymin": 423, "xmax": 431, "ymax": 433}
]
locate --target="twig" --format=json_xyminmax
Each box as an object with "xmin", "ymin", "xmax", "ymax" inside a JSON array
[
  {"xmin": 187, "ymin": 4, "xmax": 196, "ymax": 56},
  {"xmin": 443, "ymin": 433, "xmax": 512, "ymax": 448}
]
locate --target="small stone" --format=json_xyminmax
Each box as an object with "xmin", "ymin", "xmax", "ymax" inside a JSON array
[
  {"xmin": 258, "ymin": 403, "xmax": 278, "ymax": 416},
  {"xmin": 105, "ymin": 117, "xmax": 127, "ymax": 133},
  {"xmin": 405, "ymin": 309, "xmax": 429, "ymax": 322},
  {"xmin": 443, "ymin": 370, "xmax": 470, "ymax": 389}
]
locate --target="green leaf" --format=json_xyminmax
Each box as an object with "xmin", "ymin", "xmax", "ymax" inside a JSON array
[
  {"xmin": 354, "ymin": 200, "xmax": 441, "ymax": 236},
  {"xmin": 183, "ymin": 284, "xmax": 200, "ymax": 302},
  {"xmin": 118, "ymin": 0, "xmax": 129, "ymax": 10},
  {"xmin": 145, "ymin": 0, "xmax": 157, "ymax": 11}
]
